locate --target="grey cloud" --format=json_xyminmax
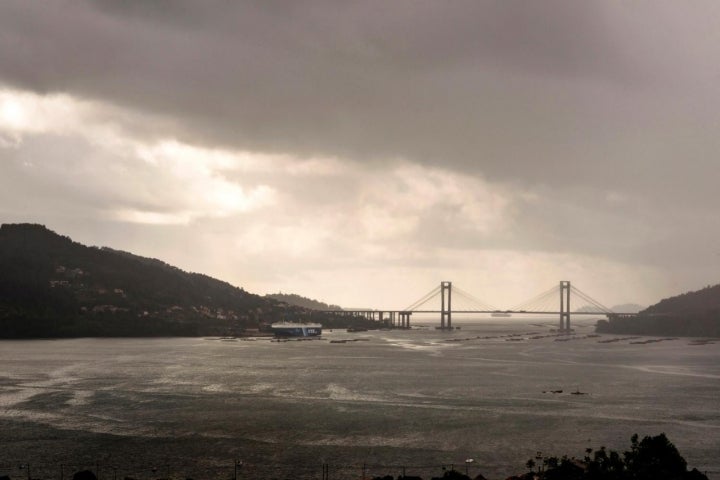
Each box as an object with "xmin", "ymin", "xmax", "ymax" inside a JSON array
[
  {"xmin": 0, "ymin": 0, "xmax": 697, "ymax": 181},
  {"xmin": 2, "ymin": 0, "xmax": 719, "ymax": 304},
  {"xmin": 1, "ymin": 137, "xmax": 143, "ymax": 215}
]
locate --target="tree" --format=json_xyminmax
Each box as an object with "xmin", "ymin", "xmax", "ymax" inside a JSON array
[
  {"xmin": 539, "ymin": 434, "xmax": 707, "ymax": 480},
  {"xmin": 623, "ymin": 433, "xmax": 688, "ymax": 479},
  {"xmin": 543, "ymin": 457, "xmax": 585, "ymax": 480}
]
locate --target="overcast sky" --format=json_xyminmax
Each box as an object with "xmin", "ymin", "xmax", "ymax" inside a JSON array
[{"xmin": 1, "ymin": 1, "xmax": 719, "ymax": 310}]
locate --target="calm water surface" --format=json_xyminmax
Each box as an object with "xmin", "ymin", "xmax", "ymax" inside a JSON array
[{"xmin": 1, "ymin": 319, "xmax": 718, "ymax": 479}]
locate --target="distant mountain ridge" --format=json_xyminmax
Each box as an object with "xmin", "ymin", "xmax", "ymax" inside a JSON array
[
  {"xmin": 596, "ymin": 283, "xmax": 720, "ymax": 337},
  {"xmin": 575, "ymin": 303, "xmax": 643, "ymax": 314},
  {"xmin": 265, "ymin": 292, "xmax": 342, "ymax": 311},
  {"xmin": 0, "ymin": 223, "xmax": 364, "ymax": 337}
]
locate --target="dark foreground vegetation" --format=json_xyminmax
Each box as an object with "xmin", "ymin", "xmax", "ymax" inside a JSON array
[
  {"xmin": 0, "ymin": 434, "xmax": 708, "ymax": 480},
  {"xmin": 510, "ymin": 433, "xmax": 708, "ymax": 480},
  {"xmin": 371, "ymin": 434, "xmax": 706, "ymax": 480},
  {"xmin": 597, "ymin": 284, "xmax": 720, "ymax": 337},
  {"xmin": 0, "ymin": 223, "xmax": 373, "ymax": 338}
]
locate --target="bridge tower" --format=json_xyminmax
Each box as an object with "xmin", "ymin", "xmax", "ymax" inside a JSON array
[
  {"xmin": 559, "ymin": 280, "xmax": 571, "ymax": 331},
  {"xmin": 440, "ymin": 281, "xmax": 452, "ymax": 330}
]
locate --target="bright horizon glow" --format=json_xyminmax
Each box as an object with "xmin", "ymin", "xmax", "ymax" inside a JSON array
[{"xmin": 0, "ymin": 86, "xmax": 689, "ymax": 309}]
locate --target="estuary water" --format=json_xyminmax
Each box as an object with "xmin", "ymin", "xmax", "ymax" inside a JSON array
[{"xmin": 1, "ymin": 319, "xmax": 718, "ymax": 480}]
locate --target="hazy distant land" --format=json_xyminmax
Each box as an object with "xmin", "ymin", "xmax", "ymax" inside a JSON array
[{"xmin": 265, "ymin": 292, "xmax": 343, "ymax": 311}]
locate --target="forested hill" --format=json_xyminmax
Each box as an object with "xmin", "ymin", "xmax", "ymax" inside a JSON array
[
  {"xmin": 0, "ymin": 223, "xmax": 299, "ymax": 337},
  {"xmin": 596, "ymin": 283, "xmax": 720, "ymax": 337},
  {"xmin": 265, "ymin": 292, "xmax": 342, "ymax": 311},
  {"xmin": 643, "ymin": 284, "xmax": 720, "ymax": 314}
]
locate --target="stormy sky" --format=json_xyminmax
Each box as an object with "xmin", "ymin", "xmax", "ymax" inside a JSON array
[{"xmin": 1, "ymin": 1, "xmax": 719, "ymax": 310}]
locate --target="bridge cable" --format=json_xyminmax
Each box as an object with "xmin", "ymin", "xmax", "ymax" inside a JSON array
[
  {"xmin": 569, "ymin": 285, "xmax": 614, "ymax": 313},
  {"xmin": 511, "ymin": 285, "xmax": 561, "ymax": 312},
  {"xmin": 404, "ymin": 285, "xmax": 441, "ymax": 312},
  {"xmin": 451, "ymin": 285, "xmax": 499, "ymax": 311}
]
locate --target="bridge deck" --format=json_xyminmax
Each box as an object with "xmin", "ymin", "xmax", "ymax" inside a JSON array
[{"xmin": 327, "ymin": 310, "xmax": 622, "ymax": 315}]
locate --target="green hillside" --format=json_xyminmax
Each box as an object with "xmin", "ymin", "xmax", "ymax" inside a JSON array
[{"xmin": 0, "ymin": 224, "xmax": 329, "ymax": 337}]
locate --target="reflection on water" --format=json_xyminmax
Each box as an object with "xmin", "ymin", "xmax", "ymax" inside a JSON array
[{"xmin": 0, "ymin": 319, "xmax": 718, "ymax": 479}]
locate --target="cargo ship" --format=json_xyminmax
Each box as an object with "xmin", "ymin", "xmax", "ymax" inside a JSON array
[{"xmin": 270, "ymin": 322, "xmax": 322, "ymax": 337}]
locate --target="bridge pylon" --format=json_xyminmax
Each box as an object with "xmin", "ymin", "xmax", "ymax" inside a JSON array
[
  {"xmin": 559, "ymin": 280, "xmax": 571, "ymax": 331},
  {"xmin": 440, "ymin": 281, "xmax": 452, "ymax": 330}
]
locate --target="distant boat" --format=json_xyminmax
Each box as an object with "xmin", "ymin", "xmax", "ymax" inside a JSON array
[
  {"xmin": 270, "ymin": 322, "xmax": 322, "ymax": 337},
  {"xmin": 491, "ymin": 312, "xmax": 512, "ymax": 317}
]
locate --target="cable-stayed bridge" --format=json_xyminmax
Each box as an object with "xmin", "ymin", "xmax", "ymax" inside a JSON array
[{"xmin": 329, "ymin": 281, "xmax": 619, "ymax": 331}]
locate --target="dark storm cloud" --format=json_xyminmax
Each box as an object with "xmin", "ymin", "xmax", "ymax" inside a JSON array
[{"xmin": 0, "ymin": 1, "xmax": 658, "ymax": 179}]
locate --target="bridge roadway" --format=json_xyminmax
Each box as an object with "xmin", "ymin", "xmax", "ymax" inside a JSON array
[
  {"xmin": 324, "ymin": 309, "xmax": 630, "ymax": 329},
  {"xmin": 404, "ymin": 310, "xmax": 620, "ymax": 315}
]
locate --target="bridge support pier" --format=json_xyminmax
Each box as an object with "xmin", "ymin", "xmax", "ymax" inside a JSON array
[
  {"xmin": 399, "ymin": 311, "xmax": 411, "ymax": 329},
  {"xmin": 440, "ymin": 281, "xmax": 452, "ymax": 330},
  {"xmin": 559, "ymin": 280, "xmax": 571, "ymax": 331}
]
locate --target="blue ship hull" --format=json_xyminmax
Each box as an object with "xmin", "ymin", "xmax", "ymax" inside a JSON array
[{"xmin": 271, "ymin": 323, "xmax": 322, "ymax": 337}]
